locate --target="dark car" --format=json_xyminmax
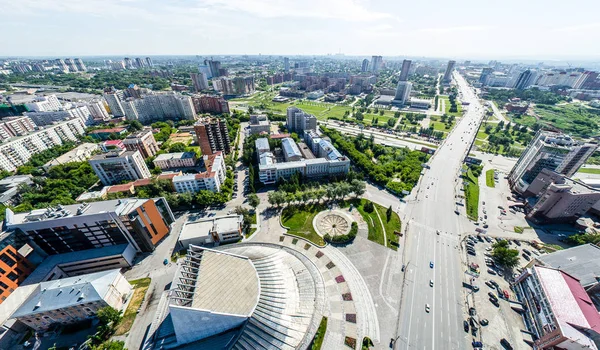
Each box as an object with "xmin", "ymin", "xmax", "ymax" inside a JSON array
[
  {"xmin": 469, "ymin": 307, "xmax": 476, "ymax": 316},
  {"xmin": 485, "ymin": 280, "xmax": 494, "ymax": 288},
  {"xmin": 480, "ymin": 318, "xmax": 489, "ymax": 326},
  {"xmin": 489, "ymin": 297, "xmax": 500, "ymax": 307},
  {"xmin": 468, "ymin": 251, "xmax": 476, "ymax": 256},
  {"xmin": 514, "ymin": 240, "xmax": 521, "ymax": 246},
  {"xmin": 500, "ymin": 338, "xmax": 513, "ymax": 349},
  {"xmin": 471, "ymin": 327, "xmax": 478, "ymax": 337},
  {"xmin": 490, "ymin": 280, "xmax": 499, "ymax": 288},
  {"xmin": 472, "ymin": 341, "xmax": 483, "ymax": 348},
  {"xmin": 522, "ymin": 254, "xmax": 531, "ymax": 261},
  {"xmin": 463, "ymin": 320, "xmax": 469, "ymax": 332},
  {"xmin": 488, "ymin": 291, "xmax": 498, "ymax": 300},
  {"xmin": 477, "ymin": 235, "xmax": 484, "ymax": 242}
]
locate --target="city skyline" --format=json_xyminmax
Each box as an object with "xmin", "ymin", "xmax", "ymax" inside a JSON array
[{"xmin": 2, "ymin": 0, "xmax": 600, "ymax": 60}]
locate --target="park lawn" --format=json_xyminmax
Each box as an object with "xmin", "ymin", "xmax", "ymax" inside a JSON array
[
  {"xmin": 485, "ymin": 169, "xmax": 496, "ymax": 188},
  {"xmin": 311, "ymin": 317, "xmax": 328, "ymax": 349},
  {"xmin": 533, "ymin": 103, "xmax": 600, "ymax": 138},
  {"xmin": 114, "ymin": 277, "xmax": 151, "ymax": 336},
  {"xmin": 374, "ymin": 203, "xmax": 401, "ymax": 250},
  {"xmin": 362, "ymin": 113, "xmax": 393, "ymax": 126},
  {"xmin": 323, "ymin": 105, "xmax": 352, "ymax": 120},
  {"xmin": 476, "ymin": 130, "xmax": 489, "ymax": 140},
  {"xmin": 351, "ymin": 199, "xmax": 386, "ymax": 248},
  {"xmin": 578, "ymin": 167, "xmax": 600, "ymax": 174},
  {"xmin": 281, "ymin": 204, "xmax": 326, "ymax": 246},
  {"xmin": 430, "ymin": 121, "xmax": 452, "ymax": 132},
  {"xmin": 294, "ymin": 101, "xmax": 330, "ymax": 117},
  {"xmin": 464, "ymin": 168, "xmax": 480, "ymax": 221}
]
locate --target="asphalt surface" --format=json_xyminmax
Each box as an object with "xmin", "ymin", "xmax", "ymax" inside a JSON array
[{"xmin": 395, "ymin": 72, "xmax": 487, "ymax": 350}]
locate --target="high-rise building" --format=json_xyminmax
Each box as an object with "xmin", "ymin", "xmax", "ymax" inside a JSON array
[
  {"xmin": 145, "ymin": 57, "xmax": 153, "ymax": 67},
  {"xmin": 399, "ymin": 59, "xmax": 412, "ymax": 82},
  {"xmin": 103, "ymin": 89, "xmax": 126, "ymax": 117},
  {"xmin": 361, "ymin": 59, "xmax": 369, "ymax": 73},
  {"xmin": 64, "ymin": 58, "xmax": 78, "ymax": 72},
  {"xmin": 190, "ymin": 72, "xmax": 209, "ymax": 92},
  {"xmin": 124, "ymin": 57, "xmax": 135, "ymax": 69},
  {"xmin": 205, "ymin": 60, "xmax": 222, "ymax": 78},
  {"xmin": 122, "ymin": 129, "xmax": 159, "ymax": 158},
  {"xmin": 5, "ymin": 197, "xmax": 175, "ymax": 253},
  {"xmin": 24, "ymin": 105, "xmax": 94, "ymax": 126},
  {"xmin": 198, "ymin": 64, "xmax": 212, "ymax": 79},
  {"xmin": 172, "ymin": 152, "xmax": 226, "ymax": 193},
  {"xmin": 0, "ymin": 116, "xmax": 37, "ymax": 142},
  {"xmin": 479, "ymin": 67, "xmax": 493, "ymax": 85},
  {"xmin": 212, "ymin": 76, "xmax": 255, "ymax": 95},
  {"xmin": 74, "ymin": 58, "xmax": 86, "ymax": 71},
  {"xmin": 443, "ymin": 60, "xmax": 456, "ymax": 83},
  {"xmin": 89, "ymin": 149, "xmax": 151, "ymax": 185},
  {"xmin": 284, "ymin": 57, "xmax": 290, "ymax": 73},
  {"xmin": 370, "ymin": 55, "xmax": 383, "ymax": 73},
  {"xmin": 194, "ymin": 118, "xmax": 231, "ymax": 155},
  {"xmin": 87, "ymin": 99, "xmax": 110, "ymax": 121},
  {"xmin": 55, "ymin": 59, "xmax": 69, "ymax": 72},
  {"xmin": 508, "ymin": 131, "xmax": 598, "ymax": 193},
  {"xmin": 0, "ymin": 231, "xmax": 35, "ymax": 304},
  {"xmin": 514, "ymin": 70, "xmax": 533, "ymax": 90},
  {"xmin": 135, "ymin": 57, "xmax": 145, "ymax": 69},
  {"xmin": 286, "ymin": 107, "xmax": 317, "ymax": 134},
  {"xmin": 393, "ymin": 81, "xmax": 412, "ymax": 105}
]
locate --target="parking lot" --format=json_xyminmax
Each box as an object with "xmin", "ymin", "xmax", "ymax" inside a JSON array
[{"xmin": 461, "ymin": 233, "xmax": 546, "ymax": 349}]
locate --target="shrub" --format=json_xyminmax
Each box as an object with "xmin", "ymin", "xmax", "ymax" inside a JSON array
[{"xmin": 324, "ymin": 222, "xmax": 358, "ymax": 244}]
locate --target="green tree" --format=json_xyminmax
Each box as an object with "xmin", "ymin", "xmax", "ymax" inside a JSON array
[
  {"xmin": 491, "ymin": 241, "xmax": 520, "ymax": 269},
  {"xmin": 168, "ymin": 142, "xmax": 187, "ymax": 153},
  {"xmin": 248, "ymin": 193, "xmax": 260, "ymax": 209},
  {"xmin": 350, "ymin": 179, "xmax": 366, "ymax": 198},
  {"xmin": 386, "ymin": 205, "xmax": 393, "ymax": 222},
  {"xmin": 363, "ymin": 201, "xmax": 374, "ymax": 213}
]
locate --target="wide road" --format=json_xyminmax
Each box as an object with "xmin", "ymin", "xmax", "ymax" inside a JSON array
[{"xmin": 395, "ymin": 72, "xmax": 486, "ymax": 350}]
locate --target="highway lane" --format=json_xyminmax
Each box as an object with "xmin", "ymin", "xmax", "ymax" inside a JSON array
[{"xmin": 395, "ymin": 72, "xmax": 486, "ymax": 349}]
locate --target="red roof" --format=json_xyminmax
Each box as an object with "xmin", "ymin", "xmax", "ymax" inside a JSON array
[
  {"xmin": 107, "ymin": 183, "xmax": 134, "ymax": 193},
  {"xmin": 270, "ymin": 133, "xmax": 290, "ymax": 139},
  {"xmin": 562, "ymin": 270, "xmax": 600, "ymax": 332},
  {"xmin": 103, "ymin": 140, "xmax": 123, "ymax": 145}
]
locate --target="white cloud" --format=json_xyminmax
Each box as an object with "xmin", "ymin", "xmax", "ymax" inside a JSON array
[
  {"xmin": 553, "ymin": 23, "xmax": 600, "ymax": 32},
  {"xmin": 195, "ymin": 0, "xmax": 393, "ymax": 22}
]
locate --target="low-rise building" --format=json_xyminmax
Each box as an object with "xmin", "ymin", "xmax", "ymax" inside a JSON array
[
  {"xmin": 99, "ymin": 140, "xmax": 125, "ymax": 153},
  {"xmin": 89, "ymin": 149, "xmax": 151, "ymax": 185},
  {"xmin": 178, "ymin": 215, "xmax": 243, "ymax": 247},
  {"xmin": 307, "ymin": 90, "xmax": 324, "ymax": 100},
  {"xmin": 42, "ymin": 143, "xmax": 99, "ymax": 170},
  {"xmin": 153, "ymin": 152, "xmax": 197, "ymax": 169},
  {"xmin": 513, "ymin": 265, "xmax": 600, "ymax": 349},
  {"xmin": 410, "ymin": 98, "xmax": 432, "ymax": 109},
  {"xmin": 249, "ymin": 115, "xmax": 270, "ymax": 135},
  {"xmin": 23, "ymin": 94, "xmax": 62, "ymax": 112},
  {"xmin": 11, "ymin": 269, "xmax": 132, "ymax": 331},
  {"xmin": 282, "ymin": 137, "xmax": 302, "ymax": 162},
  {"xmin": 0, "ymin": 175, "xmax": 33, "ymax": 206},
  {"xmin": 172, "ymin": 152, "xmax": 226, "ymax": 193},
  {"xmin": 5, "ymin": 198, "xmax": 175, "ymax": 253}
]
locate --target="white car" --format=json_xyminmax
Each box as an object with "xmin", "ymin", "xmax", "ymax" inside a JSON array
[
  {"xmin": 425, "ymin": 304, "xmax": 431, "ymax": 313},
  {"xmin": 430, "ymin": 280, "xmax": 434, "ymax": 287},
  {"xmin": 487, "ymin": 268, "xmax": 497, "ymax": 275}
]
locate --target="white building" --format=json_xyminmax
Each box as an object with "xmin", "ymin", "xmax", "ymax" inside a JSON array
[
  {"xmin": 153, "ymin": 152, "xmax": 197, "ymax": 169},
  {"xmin": 178, "ymin": 215, "xmax": 243, "ymax": 247},
  {"xmin": 172, "ymin": 152, "xmax": 226, "ymax": 193},
  {"xmin": 286, "ymin": 107, "xmax": 317, "ymax": 134},
  {"xmin": 103, "ymin": 90, "xmax": 126, "ymax": 117},
  {"xmin": 24, "ymin": 105, "xmax": 94, "ymax": 126},
  {"xmin": 0, "ymin": 116, "xmax": 37, "ymax": 142},
  {"xmin": 10, "ymin": 269, "xmax": 132, "ymax": 331},
  {"xmin": 86, "ymin": 99, "xmax": 110, "ymax": 121},
  {"xmin": 24, "ymin": 95, "xmax": 62, "ymax": 112},
  {"xmin": 0, "ymin": 118, "xmax": 86, "ymax": 172},
  {"xmin": 307, "ymin": 90, "xmax": 324, "ymax": 100},
  {"xmin": 89, "ymin": 149, "xmax": 151, "ymax": 185},
  {"xmin": 121, "ymin": 92, "xmax": 196, "ymax": 123},
  {"xmin": 393, "ymin": 81, "xmax": 412, "ymax": 105},
  {"xmin": 410, "ymin": 98, "xmax": 432, "ymax": 109}
]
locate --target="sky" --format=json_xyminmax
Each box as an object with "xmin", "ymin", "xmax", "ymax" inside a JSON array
[{"xmin": 2, "ymin": 0, "xmax": 599, "ymax": 60}]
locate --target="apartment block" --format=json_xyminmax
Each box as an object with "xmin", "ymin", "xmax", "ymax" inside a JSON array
[
  {"xmin": 24, "ymin": 105, "xmax": 94, "ymax": 126},
  {"xmin": 508, "ymin": 131, "xmax": 597, "ymax": 194},
  {"xmin": 121, "ymin": 92, "xmax": 196, "ymax": 123},
  {"xmin": 86, "ymin": 99, "xmax": 110, "ymax": 121},
  {"xmin": 191, "ymin": 95, "xmax": 230, "ymax": 114},
  {"xmin": 172, "ymin": 152, "xmax": 226, "ymax": 193},
  {"xmin": 0, "ymin": 116, "xmax": 37, "ymax": 142},
  {"xmin": 89, "ymin": 149, "xmax": 151, "ymax": 185},
  {"xmin": 103, "ymin": 89, "xmax": 125, "ymax": 117},
  {"xmin": 286, "ymin": 107, "xmax": 317, "ymax": 134},
  {"xmin": 5, "ymin": 198, "xmax": 175, "ymax": 253},
  {"xmin": 194, "ymin": 118, "xmax": 231, "ymax": 155},
  {"xmin": 42, "ymin": 143, "xmax": 99, "ymax": 170},
  {"xmin": 0, "ymin": 118, "xmax": 86, "ymax": 172},
  {"xmin": 443, "ymin": 60, "xmax": 456, "ymax": 83},
  {"xmin": 122, "ymin": 129, "xmax": 159, "ymax": 158},
  {"xmin": 190, "ymin": 72, "xmax": 209, "ymax": 92},
  {"xmin": 24, "ymin": 95, "xmax": 62, "ymax": 112},
  {"xmin": 74, "ymin": 58, "xmax": 86, "ymax": 71},
  {"xmin": 212, "ymin": 76, "xmax": 255, "ymax": 95},
  {"xmin": 153, "ymin": 152, "xmax": 197, "ymax": 169}
]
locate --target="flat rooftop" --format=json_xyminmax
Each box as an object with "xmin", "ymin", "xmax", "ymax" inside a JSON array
[
  {"xmin": 179, "ymin": 215, "xmax": 242, "ymax": 242},
  {"xmin": 537, "ymin": 244, "xmax": 600, "ymax": 287},
  {"xmin": 191, "ymin": 250, "xmax": 258, "ymax": 316},
  {"xmin": 7, "ymin": 198, "xmax": 149, "ymax": 226},
  {"xmin": 154, "ymin": 152, "xmax": 196, "ymax": 161}
]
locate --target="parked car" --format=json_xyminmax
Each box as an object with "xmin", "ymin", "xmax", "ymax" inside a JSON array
[
  {"xmin": 463, "ymin": 320, "xmax": 469, "ymax": 332},
  {"xmin": 488, "ymin": 292, "xmax": 498, "ymax": 302},
  {"xmin": 500, "ymin": 338, "xmax": 513, "ymax": 349},
  {"xmin": 480, "ymin": 318, "xmax": 489, "ymax": 326},
  {"xmin": 489, "ymin": 297, "xmax": 500, "ymax": 307},
  {"xmin": 487, "ymin": 268, "xmax": 497, "ymax": 275},
  {"xmin": 514, "ymin": 240, "xmax": 521, "ymax": 246},
  {"xmin": 472, "ymin": 341, "xmax": 483, "ymax": 348},
  {"xmin": 485, "ymin": 280, "xmax": 494, "ymax": 288},
  {"xmin": 490, "ymin": 280, "xmax": 499, "ymax": 288},
  {"xmin": 522, "ymin": 254, "xmax": 531, "ymax": 261},
  {"xmin": 469, "ymin": 307, "xmax": 477, "ymax": 316}
]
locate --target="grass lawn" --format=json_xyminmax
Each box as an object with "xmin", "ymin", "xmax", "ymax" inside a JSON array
[
  {"xmin": 352, "ymin": 199, "xmax": 386, "ymax": 248},
  {"xmin": 533, "ymin": 103, "xmax": 600, "ymax": 138},
  {"xmin": 486, "ymin": 169, "xmax": 496, "ymax": 188},
  {"xmin": 114, "ymin": 277, "xmax": 151, "ymax": 336},
  {"xmin": 374, "ymin": 203, "xmax": 401, "ymax": 250},
  {"xmin": 578, "ymin": 167, "xmax": 600, "ymax": 174},
  {"xmin": 281, "ymin": 204, "xmax": 326, "ymax": 246},
  {"xmin": 311, "ymin": 317, "xmax": 328, "ymax": 349},
  {"xmin": 463, "ymin": 168, "xmax": 480, "ymax": 221},
  {"xmin": 430, "ymin": 120, "xmax": 452, "ymax": 132}
]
